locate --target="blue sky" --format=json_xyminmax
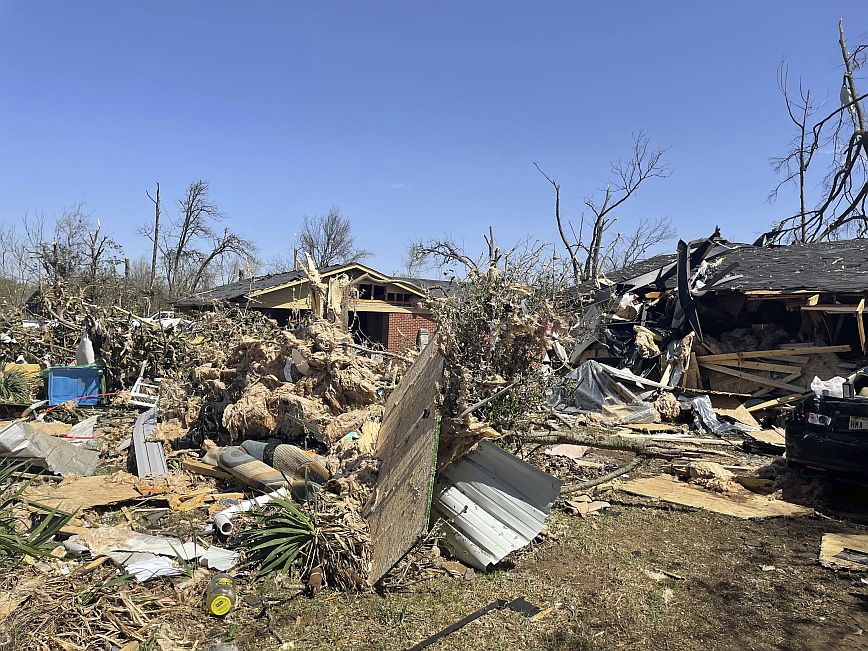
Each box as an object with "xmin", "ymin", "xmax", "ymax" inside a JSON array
[{"xmin": 1, "ymin": 2, "xmax": 866, "ymax": 275}]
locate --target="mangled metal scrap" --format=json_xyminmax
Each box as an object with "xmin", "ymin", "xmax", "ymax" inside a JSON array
[
  {"xmin": 0, "ymin": 419, "xmax": 99, "ymax": 476},
  {"xmin": 433, "ymin": 440, "xmax": 561, "ymax": 571}
]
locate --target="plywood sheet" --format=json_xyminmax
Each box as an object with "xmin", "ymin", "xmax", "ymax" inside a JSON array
[
  {"xmin": 24, "ymin": 472, "xmax": 142, "ymax": 512},
  {"xmin": 619, "ymin": 474, "xmax": 811, "ymax": 519},
  {"xmin": 367, "ymin": 338, "xmax": 445, "ymax": 584},
  {"xmin": 819, "ymin": 533, "xmax": 868, "ymax": 570},
  {"xmin": 747, "ymin": 429, "xmax": 786, "ymax": 446}
]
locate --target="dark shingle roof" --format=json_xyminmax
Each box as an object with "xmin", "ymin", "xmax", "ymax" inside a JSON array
[
  {"xmin": 601, "ymin": 238, "xmax": 868, "ymax": 294},
  {"xmin": 176, "ymin": 264, "xmax": 448, "ymax": 308}
]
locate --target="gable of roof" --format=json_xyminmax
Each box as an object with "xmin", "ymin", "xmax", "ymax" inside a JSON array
[{"xmin": 175, "ymin": 262, "xmax": 447, "ymax": 308}]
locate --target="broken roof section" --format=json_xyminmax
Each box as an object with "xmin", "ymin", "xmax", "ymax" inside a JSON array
[
  {"xmin": 176, "ymin": 262, "xmax": 448, "ymax": 309},
  {"xmin": 600, "ymin": 237, "xmax": 868, "ymax": 295}
]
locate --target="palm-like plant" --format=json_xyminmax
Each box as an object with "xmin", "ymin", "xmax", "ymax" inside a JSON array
[{"xmin": 0, "ymin": 460, "xmax": 77, "ymax": 559}]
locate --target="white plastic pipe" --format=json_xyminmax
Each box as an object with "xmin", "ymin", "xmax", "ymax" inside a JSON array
[{"xmin": 212, "ymin": 486, "xmax": 289, "ymax": 536}]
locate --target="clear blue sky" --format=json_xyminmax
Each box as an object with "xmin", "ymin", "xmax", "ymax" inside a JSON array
[{"xmin": 1, "ymin": 2, "xmax": 866, "ymax": 275}]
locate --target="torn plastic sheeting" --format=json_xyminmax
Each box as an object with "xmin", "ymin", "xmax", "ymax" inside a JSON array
[
  {"xmin": 691, "ymin": 395, "xmax": 742, "ymax": 435},
  {"xmin": 433, "ymin": 440, "xmax": 561, "ymax": 571},
  {"xmin": 199, "ymin": 545, "xmax": 239, "ymax": 571},
  {"xmin": 70, "ymin": 527, "xmax": 203, "ymax": 561},
  {"xmin": 551, "ymin": 360, "xmax": 668, "ymax": 412},
  {"xmin": 0, "ymin": 421, "xmax": 99, "ymax": 476},
  {"xmin": 125, "ymin": 555, "xmax": 186, "ymax": 582}
]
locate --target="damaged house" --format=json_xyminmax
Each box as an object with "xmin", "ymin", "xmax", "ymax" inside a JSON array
[
  {"xmin": 176, "ymin": 262, "xmax": 447, "ymax": 353},
  {"xmin": 574, "ymin": 234, "xmax": 868, "ymax": 400}
]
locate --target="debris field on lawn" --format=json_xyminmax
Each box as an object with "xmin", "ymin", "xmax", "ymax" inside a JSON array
[{"xmin": 2, "ymin": 233, "xmax": 868, "ymax": 649}]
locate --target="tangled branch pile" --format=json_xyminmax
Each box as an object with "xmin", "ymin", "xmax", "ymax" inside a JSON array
[{"xmin": 430, "ymin": 261, "xmax": 572, "ymax": 464}]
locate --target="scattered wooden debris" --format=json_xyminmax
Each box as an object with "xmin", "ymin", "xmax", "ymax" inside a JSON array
[{"xmin": 619, "ymin": 474, "xmax": 812, "ymax": 519}]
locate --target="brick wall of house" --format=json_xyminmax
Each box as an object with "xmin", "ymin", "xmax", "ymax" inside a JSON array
[{"xmin": 386, "ymin": 312, "xmax": 437, "ymax": 353}]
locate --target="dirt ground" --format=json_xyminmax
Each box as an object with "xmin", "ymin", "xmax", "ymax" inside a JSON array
[{"xmin": 209, "ymin": 490, "xmax": 868, "ymax": 651}]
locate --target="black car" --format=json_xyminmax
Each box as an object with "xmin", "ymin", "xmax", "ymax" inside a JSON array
[{"xmin": 786, "ymin": 384, "xmax": 868, "ymax": 479}]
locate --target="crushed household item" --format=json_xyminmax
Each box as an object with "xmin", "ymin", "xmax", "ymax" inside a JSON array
[{"xmin": 46, "ymin": 365, "xmax": 101, "ymax": 406}]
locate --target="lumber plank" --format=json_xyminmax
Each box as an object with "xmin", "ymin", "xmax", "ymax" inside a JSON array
[
  {"xmin": 696, "ymin": 345, "xmax": 850, "ymax": 363},
  {"xmin": 750, "ymin": 371, "xmax": 802, "ymax": 398},
  {"xmin": 746, "ymin": 393, "xmax": 808, "ymax": 412},
  {"xmin": 181, "ymin": 459, "xmax": 233, "ymax": 480},
  {"xmin": 619, "ymin": 474, "xmax": 812, "ymax": 518},
  {"xmin": 702, "ymin": 363, "xmax": 805, "ymax": 392},
  {"xmin": 702, "ymin": 359, "xmax": 801, "ymax": 374}
]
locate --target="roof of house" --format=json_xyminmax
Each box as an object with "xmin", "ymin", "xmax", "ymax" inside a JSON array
[
  {"xmin": 600, "ymin": 238, "xmax": 868, "ymax": 294},
  {"xmin": 176, "ymin": 263, "xmax": 447, "ymax": 308}
]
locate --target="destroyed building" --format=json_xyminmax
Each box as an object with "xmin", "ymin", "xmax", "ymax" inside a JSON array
[
  {"xmin": 573, "ymin": 235, "xmax": 868, "ymax": 399},
  {"xmin": 175, "ymin": 262, "xmax": 447, "ymax": 353}
]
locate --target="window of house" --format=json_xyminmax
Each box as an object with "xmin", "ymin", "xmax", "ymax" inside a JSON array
[
  {"xmin": 373, "ymin": 285, "xmax": 386, "ymax": 300},
  {"xmin": 358, "ymin": 284, "xmax": 372, "ymax": 299},
  {"xmin": 387, "ymin": 292, "xmax": 396, "ymax": 302}
]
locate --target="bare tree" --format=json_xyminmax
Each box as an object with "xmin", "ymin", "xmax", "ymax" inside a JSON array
[
  {"xmin": 160, "ymin": 180, "xmax": 256, "ymax": 297},
  {"xmin": 770, "ymin": 63, "xmax": 814, "ymax": 242},
  {"xmin": 296, "ymin": 208, "xmax": 371, "ymax": 268},
  {"xmin": 770, "ymin": 20, "xmax": 868, "ymax": 242},
  {"xmin": 145, "ymin": 182, "xmax": 161, "ymax": 292},
  {"xmin": 535, "ymin": 130, "xmax": 671, "ymax": 285}
]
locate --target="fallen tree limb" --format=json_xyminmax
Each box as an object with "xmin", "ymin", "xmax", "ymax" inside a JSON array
[
  {"xmin": 561, "ymin": 457, "xmax": 645, "ymax": 494},
  {"xmin": 521, "ymin": 429, "xmax": 675, "ymax": 457}
]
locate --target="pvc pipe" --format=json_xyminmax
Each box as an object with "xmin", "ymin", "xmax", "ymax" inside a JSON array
[{"xmin": 212, "ymin": 486, "xmax": 289, "ymax": 537}]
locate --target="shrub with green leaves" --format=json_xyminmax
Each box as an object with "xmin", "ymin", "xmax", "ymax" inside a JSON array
[
  {"xmin": 0, "ymin": 363, "xmax": 38, "ymax": 404},
  {"xmin": 0, "ymin": 460, "xmax": 77, "ymax": 560}
]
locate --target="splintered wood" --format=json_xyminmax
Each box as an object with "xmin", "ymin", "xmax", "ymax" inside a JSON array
[
  {"xmin": 619, "ymin": 474, "xmax": 812, "ymax": 519},
  {"xmin": 367, "ymin": 338, "xmax": 445, "ymax": 584}
]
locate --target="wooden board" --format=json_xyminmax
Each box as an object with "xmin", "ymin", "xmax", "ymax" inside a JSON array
[
  {"xmin": 709, "ymin": 359, "xmax": 802, "ymax": 374},
  {"xmin": 819, "ymin": 533, "xmax": 868, "ymax": 570},
  {"xmin": 618, "ymin": 475, "xmax": 811, "ymax": 519},
  {"xmin": 701, "ymin": 363, "xmax": 805, "ymax": 393},
  {"xmin": 24, "ymin": 472, "xmax": 142, "ymax": 512},
  {"xmin": 709, "ymin": 395, "xmax": 760, "ymax": 428},
  {"xmin": 367, "ymin": 338, "xmax": 445, "ymax": 584},
  {"xmin": 746, "ymin": 393, "xmax": 808, "ymax": 412},
  {"xmin": 696, "ymin": 346, "xmax": 850, "ymax": 363},
  {"xmin": 746, "ymin": 429, "xmax": 786, "ymax": 446}
]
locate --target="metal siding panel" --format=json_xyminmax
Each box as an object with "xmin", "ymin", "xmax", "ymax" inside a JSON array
[{"xmin": 434, "ymin": 440, "xmax": 561, "ymax": 570}]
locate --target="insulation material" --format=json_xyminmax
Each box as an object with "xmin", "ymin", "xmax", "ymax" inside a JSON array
[
  {"xmin": 653, "ymin": 391, "xmax": 681, "ymax": 421},
  {"xmin": 633, "ymin": 326, "xmax": 661, "ymax": 358},
  {"xmin": 685, "ymin": 461, "xmax": 739, "ymax": 493}
]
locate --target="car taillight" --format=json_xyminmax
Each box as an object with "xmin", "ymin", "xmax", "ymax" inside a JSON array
[{"xmin": 805, "ymin": 412, "xmax": 832, "ymax": 426}]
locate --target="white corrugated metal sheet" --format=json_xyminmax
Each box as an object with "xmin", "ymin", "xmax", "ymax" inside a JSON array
[{"xmin": 433, "ymin": 440, "xmax": 562, "ymax": 570}]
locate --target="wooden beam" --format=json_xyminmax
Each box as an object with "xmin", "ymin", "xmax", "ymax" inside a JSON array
[
  {"xmin": 801, "ymin": 304, "xmax": 864, "ymax": 313},
  {"xmin": 858, "ymin": 300, "xmax": 867, "ymax": 354},
  {"xmin": 751, "ymin": 371, "xmax": 802, "ymax": 398},
  {"xmin": 703, "ymin": 359, "xmax": 801, "ymax": 374},
  {"xmin": 746, "ymin": 393, "xmax": 809, "ymax": 412},
  {"xmin": 696, "ymin": 345, "xmax": 850, "ymax": 363},
  {"xmin": 702, "ymin": 363, "xmax": 805, "ymax": 393}
]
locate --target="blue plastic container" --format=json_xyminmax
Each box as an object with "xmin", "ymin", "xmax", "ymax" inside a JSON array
[{"xmin": 46, "ymin": 365, "xmax": 101, "ymax": 406}]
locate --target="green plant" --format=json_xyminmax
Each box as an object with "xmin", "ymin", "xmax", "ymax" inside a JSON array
[
  {"xmin": 0, "ymin": 364, "xmax": 37, "ymax": 404},
  {"xmin": 0, "ymin": 460, "xmax": 78, "ymax": 559},
  {"xmin": 243, "ymin": 492, "xmax": 317, "ymax": 579}
]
